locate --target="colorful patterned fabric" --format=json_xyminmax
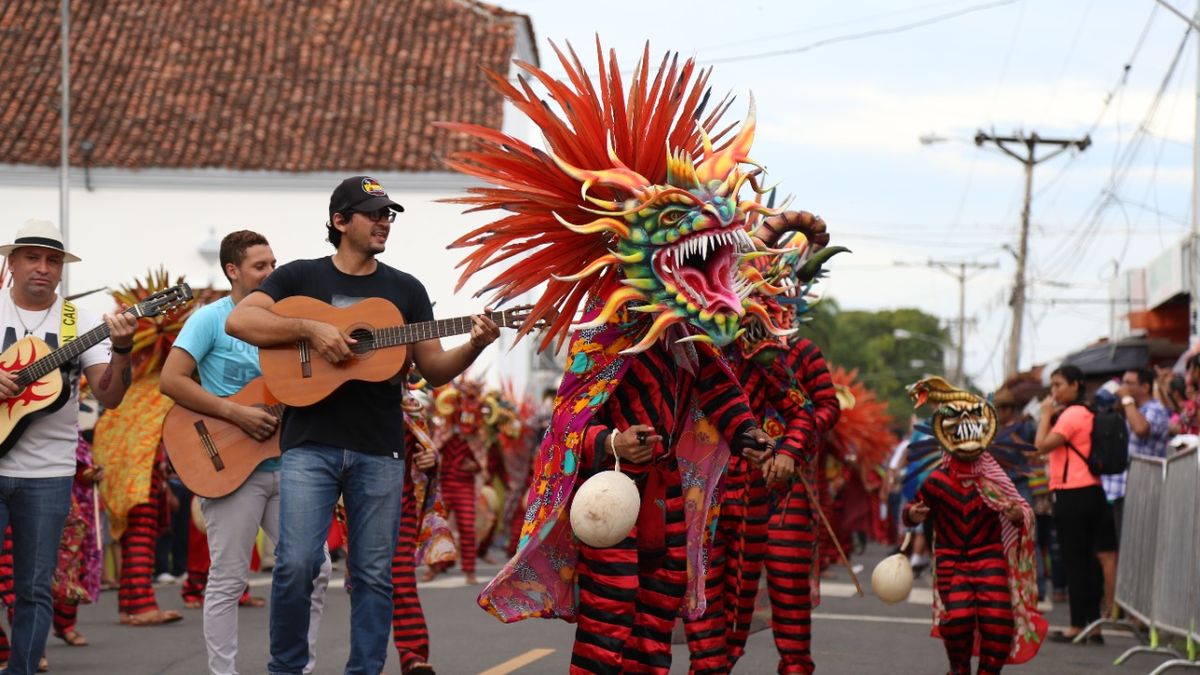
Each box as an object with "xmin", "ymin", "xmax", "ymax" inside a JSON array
[
  {"xmin": 478, "ymin": 305, "xmax": 745, "ymax": 624},
  {"xmin": 405, "ymin": 414, "xmax": 456, "ymax": 569},
  {"xmin": 92, "ymin": 375, "xmax": 174, "ymax": 540},
  {"xmin": 51, "ymin": 432, "xmax": 101, "ymax": 605}
]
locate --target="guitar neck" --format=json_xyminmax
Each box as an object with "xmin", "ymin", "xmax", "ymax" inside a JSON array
[
  {"xmin": 16, "ymin": 323, "xmax": 112, "ymax": 387},
  {"xmin": 374, "ymin": 311, "xmax": 505, "ymax": 349}
]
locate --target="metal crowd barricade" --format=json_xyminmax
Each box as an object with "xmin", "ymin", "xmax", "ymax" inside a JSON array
[
  {"xmin": 1146, "ymin": 446, "xmax": 1200, "ymax": 675},
  {"xmin": 1107, "ymin": 455, "xmax": 1174, "ymax": 662}
]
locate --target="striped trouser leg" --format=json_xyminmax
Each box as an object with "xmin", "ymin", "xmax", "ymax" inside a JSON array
[
  {"xmin": 571, "ymin": 535, "xmax": 639, "ymax": 674},
  {"xmin": 181, "ymin": 509, "xmax": 209, "ymax": 603},
  {"xmin": 766, "ymin": 480, "xmax": 815, "ymax": 675},
  {"xmin": 571, "ymin": 472, "xmax": 688, "ymax": 675},
  {"xmin": 119, "ymin": 479, "xmax": 163, "ymax": 616},
  {"xmin": 440, "ymin": 477, "xmax": 476, "ymax": 575},
  {"xmin": 623, "ymin": 475, "xmax": 687, "ymax": 675},
  {"xmin": 935, "ymin": 548, "xmax": 1014, "ymax": 675},
  {"xmin": 392, "ymin": 493, "xmax": 430, "ymax": 671},
  {"xmin": 0, "ymin": 527, "xmax": 9, "ymax": 663},
  {"xmin": 725, "ymin": 465, "xmax": 769, "ymax": 665},
  {"xmin": 52, "ymin": 599, "xmax": 78, "ymax": 636}
]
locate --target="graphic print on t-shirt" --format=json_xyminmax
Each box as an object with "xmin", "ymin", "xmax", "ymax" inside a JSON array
[{"xmin": 331, "ymin": 294, "xmax": 365, "ymax": 309}]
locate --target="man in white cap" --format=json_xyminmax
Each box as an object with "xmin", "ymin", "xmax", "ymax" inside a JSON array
[{"xmin": 0, "ymin": 219, "xmax": 138, "ymax": 675}]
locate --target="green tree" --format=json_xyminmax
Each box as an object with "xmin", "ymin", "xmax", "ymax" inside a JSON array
[{"xmin": 801, "ymin": 298, "xmax": 948, "ymax": 431}]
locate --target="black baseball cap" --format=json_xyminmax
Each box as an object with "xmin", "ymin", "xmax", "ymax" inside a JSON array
[{"xmin": 328, "ymin": 176, "xmax": 405, "ymax": 216}]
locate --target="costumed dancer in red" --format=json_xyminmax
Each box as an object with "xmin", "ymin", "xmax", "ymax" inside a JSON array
[
  {"xmin": 683, "ymin": 213, "xmax": 844, "ymax": 675},
  {"xmin": 391, "ymin": 388, "xmax": 456, "ymax": 675},
  {"xmin": 902, "ymin": 377, "xmax": 1046, "ymax": 674},
  {"xmin": 440, "ymin": 43, "xmax": 803, "ymax": 674},
  {"xmin": 426, "ymin": 379, "xmax": 484, "ymax": 584}
]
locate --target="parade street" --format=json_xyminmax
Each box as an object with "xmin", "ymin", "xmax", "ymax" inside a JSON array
[{"xmin": 41, "ymin": 544, "xmax": 1142, "ymax": 674}]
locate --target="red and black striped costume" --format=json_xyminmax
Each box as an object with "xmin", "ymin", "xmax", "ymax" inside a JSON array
[
  {"xmin": 438, "ymin": 436, "xmax": 477, "ymax": 577},
  {"xmin": 119, "ymin": 470, "xmax": 166, "ymax": 617},
  {"xmin": 903, "ymin": 459, "xmax": 1014, "ymax": 675},
  {"xmin": 684, "ymin": 337, "xmax": 839, "ymax": 674},
  {"xmin": 391, "ymin": 430, "xmax": 433, "ymax": 673},
  {"xmin": 572, "ymin": 344, "xmax": 757, "ymax": 675}
]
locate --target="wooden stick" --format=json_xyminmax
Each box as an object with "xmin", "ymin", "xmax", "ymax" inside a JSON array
[
  {"xmin": 92, "ymin": 484, "xmax": 103, "ymax": 553},
  {"xmin": 796, "ymin": 472, "xmax": 864, "ymax": 597}
]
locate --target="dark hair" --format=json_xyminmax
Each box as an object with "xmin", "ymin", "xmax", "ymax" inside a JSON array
[
  {"xmin": 1126, "ymin": 366, "xmax": 1154, "ymax": 387},
  {"xmin": 1050, "ymin": 364, "xmax": 1087, "ymax": 405},
  {"xmin": 326, "ymin": 211, "xmax": 352, "ymax": 249},
  {"xmin": 219, "ymin": 230, "xmax": 270, "ymax": 281},
  {"xmin": 1170, "ymin": 373, "xmax": 1186, "ymax": 397}
]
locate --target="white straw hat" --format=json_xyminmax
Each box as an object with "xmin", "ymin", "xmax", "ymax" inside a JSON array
[{"xmin": 0, "ymin": 219, "xmax": 81, "ymax": 263}]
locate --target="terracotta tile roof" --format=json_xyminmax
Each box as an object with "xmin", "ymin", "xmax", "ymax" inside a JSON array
[{"xmin": 0, "ymin": 0, "xmax": 530, "ymax": 172}]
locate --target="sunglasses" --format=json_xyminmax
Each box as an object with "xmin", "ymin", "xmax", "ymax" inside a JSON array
[{"xmin": 357, "ymin": 208, "xmax": 397, "ymax": 224}]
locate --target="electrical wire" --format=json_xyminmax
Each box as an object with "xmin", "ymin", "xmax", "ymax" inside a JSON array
[{"xmin": 701, "ymin": 0, "xmax": 1021, "ymax": 65}]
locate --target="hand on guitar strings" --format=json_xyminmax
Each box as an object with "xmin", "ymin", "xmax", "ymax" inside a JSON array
[
  {"xmin": 305, "ymin": 320, "xmax": 357, "ymax": 364},
  {"xmin": 103, "ymin": 312, "xmax": 139, "ymax": 350},
  {"xmin": 0, "ymin": 370, "xmax": 20, "ymax": 399},
  {"xmin": 229, "ymin": 404, "xmax": 279, "ymax": 442},
  {"xmin": 469, "ymin": 309, "xmax": 501, "ymax": 351}
]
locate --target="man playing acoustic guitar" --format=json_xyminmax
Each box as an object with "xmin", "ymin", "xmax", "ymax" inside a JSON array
[
  {"xmin": 0, "ymin": 219, "xmax": 138, "ymax": 675},
  {"xmin": 226, "ymin": 176, "xmax": 500, "ymax": 675},
  {"xmin": 160, "ymin": 230, "xmax": 331, "ymax": 675}
]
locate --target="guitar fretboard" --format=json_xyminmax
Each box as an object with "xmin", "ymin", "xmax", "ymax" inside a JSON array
[{"xmin": 370, "ymin": 311, "xmax": 507, "ymax": 349}]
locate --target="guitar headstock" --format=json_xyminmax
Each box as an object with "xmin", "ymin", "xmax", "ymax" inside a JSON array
[
  {"xmin": 497, "ymin": 304, "xmax": 549, "ymax": 331},
  {"xmin": 130, "ymin": 283, "xmax": 194, "ymax": 319}
]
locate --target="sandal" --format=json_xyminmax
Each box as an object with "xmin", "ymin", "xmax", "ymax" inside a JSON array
[
  {"xmin": 38, "ymin": 655, "xmax": 49, "ymax": 672},
  {"xmin": 182, "ymin": 599, "xmax": 203, "ymax": 609},
  {"xmin": 55, "ymin": 629, "xmax": 88, "ymax": 646},
  {"xmin": 124, "ymin": 609, "xmax": 183, "ymax": 626},
  {"xmin": 419, "ymin": 569, "xmax": 437, "ymax": 583},
  {"xmin": 408, "ymin": 663, "xmax": 436, "ymax": 675},
  {"xmin": 238, "ymin": 595, "xmax": 266, "ymax": 608}
]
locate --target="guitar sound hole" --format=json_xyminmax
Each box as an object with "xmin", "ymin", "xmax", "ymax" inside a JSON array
[{"xmin": 349, "ymin": 328, "xmax": 375, "ymax": 355}]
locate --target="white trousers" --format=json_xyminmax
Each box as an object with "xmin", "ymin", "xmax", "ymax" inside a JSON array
[{"xmin": 201, "ymin": 470, "xmax": 331, "ymax": 675}]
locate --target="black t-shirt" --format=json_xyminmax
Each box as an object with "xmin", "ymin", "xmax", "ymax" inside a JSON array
[{"xmin": 255, "ymin": 257, "xmax": 434, "ymax": 457}]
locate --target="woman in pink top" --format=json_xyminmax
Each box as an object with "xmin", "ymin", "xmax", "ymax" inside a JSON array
[{"xmin": 1032, "ymin": 365, "xmax": 1117, "ymax": 643}]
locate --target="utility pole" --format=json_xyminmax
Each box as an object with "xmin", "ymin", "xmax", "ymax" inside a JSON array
[
  {"xmin": 974, "ymin": 130, "xmax": 1090, "ymax": 378},
  {"xmin": 896, "ymin": 259, "xmax": 998, "ymax": 384}
]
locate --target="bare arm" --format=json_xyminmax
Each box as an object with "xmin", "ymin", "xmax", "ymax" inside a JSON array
[
  {"xmin": 1122, "ymin": 400, "xmax": 1150, "ymax": 438},
  {"xmin": 159, "ymin": 347, "xmax": 277, "ymax": 441},
  {"xmin": 87, "ymin": 313, "xmax": 140, "ymax": 409},
  {"xmin": 410, "ymin": 313, "xmax": 499, "ymax": 387},
  {"xmin": 1033, "ymin": 402, "xmax": 1067, "ymax": 455},
  {"xmin": 225, "ymin": 292, "xmax": 352, "ymax": 363}
]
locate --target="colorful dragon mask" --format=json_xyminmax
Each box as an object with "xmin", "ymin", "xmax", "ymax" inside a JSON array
[
  {"xmin": 737, "ymin": 212, "xmax": 848, "ymax": 359},
  {"xmin": 908, "ymin": 376, "xmax": 997, "ymax": 461},
  {"xmin": 433, "ymin": 378, "xmax": 485, "ymax": 436},
  {"xmin": 441, "ymin": 42, "xmax": 797, "ymax": 354}
]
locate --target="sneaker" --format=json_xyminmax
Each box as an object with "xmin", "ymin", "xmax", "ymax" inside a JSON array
[{"xmin": 154, "ymin": 573, "xmax": 178, "ymax": 584}]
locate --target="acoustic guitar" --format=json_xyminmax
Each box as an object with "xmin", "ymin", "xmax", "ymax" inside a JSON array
[
  {"xmin": 162, "ymin": 376, "xmax": 283, "ymax": 498},
  {"xmin": 0, "ymin": 284, "xmax": 193, "ymax": 457},
  {"xmin": 258, "ymin": 298, "xmax": 537, "ymax": 407}
]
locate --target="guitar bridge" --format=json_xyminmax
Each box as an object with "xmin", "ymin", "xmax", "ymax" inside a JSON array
[
  {"xmin": 194, "ymin": 420, "xmax": 225, "ymax": 471},
  {"xmin": 298, "ymin": 340, "xmax": 312, "ymax": 379}
]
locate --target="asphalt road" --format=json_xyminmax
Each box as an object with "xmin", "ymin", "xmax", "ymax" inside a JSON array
[{"xmin": 30, "ymin": 544, "xmax": 1163, "ymax": 674}]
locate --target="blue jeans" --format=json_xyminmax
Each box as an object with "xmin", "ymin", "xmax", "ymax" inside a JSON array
[
  {"xmin": 0, "ymin": 475, "xmax": 72, "ymax": 675},
  {"xmin": 268, "ymin": 444, "xmax": 404, "ymax": 675}
]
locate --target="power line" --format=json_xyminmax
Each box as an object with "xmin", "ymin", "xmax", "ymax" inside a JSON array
[{"xmin": 702, "ymin": 0, "xmax": 1020, "ymax": 65}]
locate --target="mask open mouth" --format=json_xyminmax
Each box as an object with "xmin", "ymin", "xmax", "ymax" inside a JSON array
[{"xmin": 653, "ymin": 228, "xmax": 755, "ymax": 315}]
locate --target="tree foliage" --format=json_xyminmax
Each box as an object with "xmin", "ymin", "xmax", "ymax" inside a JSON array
[{"xmin": 800, "ymin": 298, "xmax": 948, "ymax": 432}]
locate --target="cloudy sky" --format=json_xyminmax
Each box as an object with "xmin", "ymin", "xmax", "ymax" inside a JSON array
[{"xmin": 496, "ymin": 0, "xmax": 1198, "ymax": 388}]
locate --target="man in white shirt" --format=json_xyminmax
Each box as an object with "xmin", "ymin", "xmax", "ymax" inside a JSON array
[{"xmin": 0, "ymin": 220, "xmax": 137, "ymax": 675}]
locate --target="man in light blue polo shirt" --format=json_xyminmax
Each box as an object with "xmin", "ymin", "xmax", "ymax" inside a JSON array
[{"xmin": 160, "ymin": 231, "xmax": 330, "ymax": 675}]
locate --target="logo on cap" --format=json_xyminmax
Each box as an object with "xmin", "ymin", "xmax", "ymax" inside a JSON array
[{"xmin": 361, "ymin": 178, "xmax": 386, "ymax": 196}]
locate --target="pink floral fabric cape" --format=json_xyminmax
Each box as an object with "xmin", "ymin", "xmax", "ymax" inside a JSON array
[{"xmin": 478, "ymin": 308, "xmax": 732, "ymax": 623}]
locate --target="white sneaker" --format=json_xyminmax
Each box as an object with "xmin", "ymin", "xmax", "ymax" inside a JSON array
[{"xmin": 155, "ymin": 573, "xmax": 178, "ymax": 584}]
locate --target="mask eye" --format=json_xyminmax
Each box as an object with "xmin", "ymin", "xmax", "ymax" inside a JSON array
[{"xmin": 659, "ymin": 210, "xmax": 684, "ymax": 226}]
